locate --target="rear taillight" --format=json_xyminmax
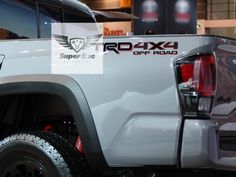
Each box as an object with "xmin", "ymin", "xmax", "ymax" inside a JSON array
[{"xmin": 176, "ymin": 54, "xmax": 216, "ymax": 116}]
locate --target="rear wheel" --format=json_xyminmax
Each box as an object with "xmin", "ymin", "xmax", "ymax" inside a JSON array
[{"xmin": 0, "ymin": 131, "xmax": 90, "ymax": 177}]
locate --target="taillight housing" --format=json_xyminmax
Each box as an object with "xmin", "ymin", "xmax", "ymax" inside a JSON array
[{"xmin": 176, "ymin": 54, "xmax": 216, "ymax": 116}]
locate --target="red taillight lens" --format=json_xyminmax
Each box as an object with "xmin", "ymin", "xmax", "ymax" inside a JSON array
[
  {"xmin": 180, "ymin": 63, "xmax": 194, "ymax": 83},
  {"xmin": 196, "ymin": 55, "xmax": 216, "ymax": 96},
  {"xmin": 179, "ymin": 54, "xmax": 216, "ymax": 96},
  {"xmin": 177, "ymin": 54, "xmax": 216, "ymax": 115}
]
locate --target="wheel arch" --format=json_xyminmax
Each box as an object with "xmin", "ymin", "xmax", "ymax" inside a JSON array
[{"xmin": 0, "ymin": 74, "xmax": 107, "ymax": 172}]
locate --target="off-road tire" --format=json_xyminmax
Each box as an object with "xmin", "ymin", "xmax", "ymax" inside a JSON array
[{"xmin": 0, "ymin": 131, "xmax": 90, "ymax": 177}]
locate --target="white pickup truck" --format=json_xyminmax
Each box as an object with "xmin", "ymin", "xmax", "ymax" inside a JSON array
[{"xmin": 0, "ymin": 0, "xmax": 236, "ymax": 177}]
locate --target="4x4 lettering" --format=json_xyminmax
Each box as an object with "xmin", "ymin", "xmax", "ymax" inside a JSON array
[
  {"xmin": 134, "ymin": 42, "xmax": 149, "ymax": 50},
  {"xmin": 149, "ymin": 42, "xmax": 166, "ymax": 50},
  {"xmin": 164, "ymin": 42, "xmax": 178, "ymax": 50}
]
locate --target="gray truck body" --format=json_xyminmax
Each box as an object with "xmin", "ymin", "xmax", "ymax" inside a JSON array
[{"xmin": 0, "ymin": 35, "xmax": 236, "ymax": 170}]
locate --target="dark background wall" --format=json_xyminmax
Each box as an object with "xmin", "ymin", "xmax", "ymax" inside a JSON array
[
  {"xmin": 133, "ymin": 0, "xmax": 197, "ymax": 35},
  {"xmin": 166, "ymin": 0, "xmax": 197, "ymax": 34},
  {"xmin": 133, "ymin": 0, "xmax": 166, "ymax": 35}
]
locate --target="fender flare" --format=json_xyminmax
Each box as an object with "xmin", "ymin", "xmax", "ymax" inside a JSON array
[{"xmin": 0, "ymin": 74, "xmax": 107, "ymax": 171}]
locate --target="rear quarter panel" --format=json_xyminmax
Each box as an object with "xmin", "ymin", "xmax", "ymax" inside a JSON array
[
  {"xmin": 0, "ymin": 35, "xmax": 215, "ymax": 167},
  {"xmin": 71, "ymin": 35, "xmax": 215, "ymax": 166}
]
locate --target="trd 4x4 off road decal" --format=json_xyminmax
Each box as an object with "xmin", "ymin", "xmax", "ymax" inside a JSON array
[{"xmin": 104, "ymin": 42, "xmax": 179, "ymax": 55}]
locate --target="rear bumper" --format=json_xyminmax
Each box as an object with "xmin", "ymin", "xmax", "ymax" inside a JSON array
[{"xmin": 181, "ymin": 120, "xmax": 236, "ymax": 171}]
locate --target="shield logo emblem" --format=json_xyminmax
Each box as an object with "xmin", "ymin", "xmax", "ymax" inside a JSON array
[{"xmin": 70, "ymin": 38, "xmax": 85, "ymax": 53}]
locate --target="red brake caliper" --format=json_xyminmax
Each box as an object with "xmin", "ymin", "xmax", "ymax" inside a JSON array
[
  {"xmin": 75, "ymin": 136, "xmax": 84, "ymax": 154},
  {"xmin": 44, "ymin": 125, "xmax": 54, "ymax": 132}
]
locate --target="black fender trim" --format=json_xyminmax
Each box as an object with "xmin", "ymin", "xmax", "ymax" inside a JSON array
[{"xmin": 0, "ymin": 77, "xmax": 107, "ymax": 172}]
